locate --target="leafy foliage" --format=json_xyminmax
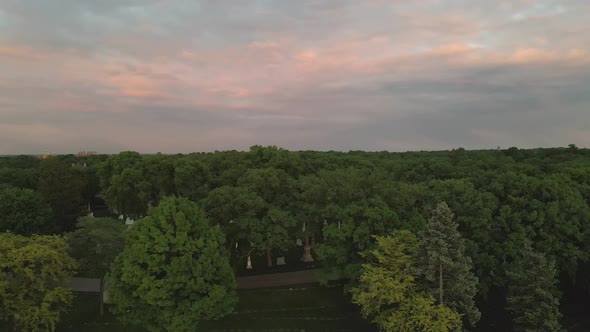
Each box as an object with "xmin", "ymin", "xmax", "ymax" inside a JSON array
[
  {"xmin": 0, "ymin": 187, "xmax": 53, "ymax": 235},
  {"xmin": 98, "ymin": 151, "xmax": 148, "ymax": 217},
  {"xmin": 506, "ymin": 244, "xmax": 564, "ymax": 332},
  {"xmin": 3, "ymin": 146, "xmax": 590, "ymax": 329},
  {"xmin": 107, "ymin": 197, "xmax": 237, "ymax": 332},
  {"xmin": 67, "ymin": 217, "xmax": 126, "ymax": 278},
  {"xmin": 0, "ymin": 232, "xmax": 77, "ymax": 332},
  {"xmin": 351, "ymin": 231, "xmax": 461, "ymax": 332},
  {"xmin": 416, "ymin": 202, "xmax": 481, "ymax": 326},
  {"xmin": 38, "ymin": 157, "xmax": 84, "ymax": 231}
]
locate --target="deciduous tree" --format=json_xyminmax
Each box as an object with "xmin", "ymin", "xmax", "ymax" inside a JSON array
[
  {"xmin": 98, "ymin": 151, "xmax": 148, "ymax": 217},
  {"xmin": 67, "ymin": 217, "xmax": 126, "ymax": 278},
  {"xmin": 0, "ymin": 232, "xmax": 76, "ymax": 332},
  {"xmin": 107, "ymin": 197, "xmax": 237, "ymax": 331},
  {"xmin": 0, "ymin": 187, "xmax": 53, "ymax": 235},
  {"xmin": 38, "ymin": 157, "xmax": 84, "ymax": 231},
  {"xmin": 239, "ymin": 207, "xmax": 296, "ymax": 268}
]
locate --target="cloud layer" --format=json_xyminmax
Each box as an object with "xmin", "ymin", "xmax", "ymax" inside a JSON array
[{"xmin": 1, "ymin": 0, "xmax": 589, "ymax": 153}]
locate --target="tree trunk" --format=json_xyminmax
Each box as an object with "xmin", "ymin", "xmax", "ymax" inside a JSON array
[
  {"xmin": 266, "ymin": 248, "xmax": 272, "ymax": 268},
  {"xmin": 439, "ymin": 263, "xmax": 444, "ymax": 305}
]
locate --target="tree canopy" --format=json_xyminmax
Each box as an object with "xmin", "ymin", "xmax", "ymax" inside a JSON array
[
  {"xmin": 37, "ymin": 157, "xmax": 84, "ymax": 231},
  {"xmin": 107, "ymin": 197, "xmax": 237, "ymax": 331},
  {"xmin": 351, "ymin": 231, "xmax": 461, "ymax": 332},
  {"xmin": 0, "ymin": 232, "xmax": 77, "ymax": 332},
  {"xmin": 416, "ymin": 202, "xmax": 480, "ymax": 327},
  {"xmin": 506, "ymin": 244, "xmax": 564, "ymax": 331},
  {"xmin": 2, "ymin": 146, "xmax": 590, "ymax": 329},
  {"xmin": 0, "ymin": 187, "xmax": 53, "ymax": 235},
  {"xmin": 67, "ymin": 217, "xmax": 127, "ymax": 278}
]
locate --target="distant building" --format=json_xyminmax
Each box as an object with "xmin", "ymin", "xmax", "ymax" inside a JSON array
[
  {"xmin": 77, "ymin": 151, "xmax": 97, "ymax": 157},
  {"xmin": 37, "ymin": 152, "xmax": 56, "ymax": 159}
]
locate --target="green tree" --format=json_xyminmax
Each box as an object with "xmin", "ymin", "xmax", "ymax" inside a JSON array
[
  {"xmin": 0, "ymin": 232, "xmax": 77, "ymax": 332},
  {"xmin": 67, "ymin": 216, "xmax": 127, "ymax": 315},
  {"xmin": 237, "ymin": 168, "xmax": 297, "ymax": 268},
  {"xmin": 174, "ymin": 157, "xmax": 210, "ymax": 201},
  {"xmin": 351, "ymin": 231, "xmax": 461, "ymax": 332},
  {"xmin": 205, "ymin": 186, "xmax": 266, "ymax": 252},
  {"xmin": 506, "ymin": 244, "xmax": 564, "ymax": 332},
  {"xmin": 0, "ymin": 187, "xmax": 53, "ymax": 235},
  {"xmin": 98, "ymin": 151, "xmax": 148, "ymax": 217},
  {"xmin": 238, "ymin": 167, "xmax": 294, "ymax": 208},
  {"xmin": 107, "ymin": 197, "xmax": 237, "ymax": 332},
  {"xmin": 79, "ymin": 165, "xmax": 101, "ymax": 211},
  {"xmin": 38, "ymin": 156, "xmax": 84, "ymax": 231},
  {"xmin": 239, "ymin": 207, "xmax": 296, "ymax": 268},
  {"xmin": 416, "ymin": 202, "xmax": 480, "ymax": 327},
  {"xmin": 67, "ymin": 217, "xmax": 126, "ymax": 278}
]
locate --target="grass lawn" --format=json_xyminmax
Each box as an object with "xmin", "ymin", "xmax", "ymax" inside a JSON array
[{"xmin": 57, "ymin": 284, "xmax": 376, "ymax": 332}]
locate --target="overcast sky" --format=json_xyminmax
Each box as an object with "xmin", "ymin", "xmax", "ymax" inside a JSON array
[{"xmin": 1, "ymin": 0, "xmax": 589, "ymax": 154}]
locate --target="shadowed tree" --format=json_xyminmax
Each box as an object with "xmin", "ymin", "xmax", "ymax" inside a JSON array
[
  {"xmin": 205, "ymin": 186, "xmax": 265, "ymax": 255},
  {"xmin": 506, "ymin": 244, "xmax": 564, "ymax": 332},
  {"xmin": 67, "ymin": 217, "xmax": 127, "ymax": 315},
  {"xmin": 38, "ymin": 157, "xmax": 84, "ymax": 232},
  {"xmin": 98, "ymin": 151, "xmax": 148, "ymax": 217},
  {"xmin": 0, "ymin": 187, "xmax": 53, "ymax": 235},
  {"xmin": 239, "ymin": 207, "xmax": 296, "ymax": 268}
]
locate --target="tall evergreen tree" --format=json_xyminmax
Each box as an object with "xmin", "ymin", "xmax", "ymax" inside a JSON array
[
  {"xmin": 506, "ymin": 244, "xmax": 564, "ymax": 332},
  {"xmin": 416, "ymin": 202, "xmax": 481, "ymax": 327},
  {"xmin": 352, "ymin": 231, "xmax": 461, "ymax": 332}
]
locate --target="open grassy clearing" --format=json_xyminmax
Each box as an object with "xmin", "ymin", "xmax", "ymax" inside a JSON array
[{"xmin": 57, "ymin": 284, "xmax": 375, "ymax": 332}]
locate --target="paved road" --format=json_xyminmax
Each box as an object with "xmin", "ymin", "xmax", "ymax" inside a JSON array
[
  {"xmin": 70, "ymin": 277, "xmax": 101, "ymax": 292},
  {"xmin": 237, "ymin": 269, "xmax": 320, "ymax": 289}
]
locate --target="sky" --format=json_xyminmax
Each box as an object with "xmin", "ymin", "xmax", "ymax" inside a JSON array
[{"xmin": 1, "ymin": 0, "xmax": 589, "ymax": 154}]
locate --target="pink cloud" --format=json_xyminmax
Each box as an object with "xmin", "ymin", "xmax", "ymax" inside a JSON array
[
  {"xmin": 295, "ymin": 50, "xmax": 318, "ymax": 62},
  {"xmin": 0, "ymin": 44, "xmax": 46, "ymax": 60},
  {"xmin": 509, "ymin": 48, "xmax": 558, "ymax": 63}
]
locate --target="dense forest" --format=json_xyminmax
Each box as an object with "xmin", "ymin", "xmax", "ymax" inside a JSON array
[{"xmin": 1, "ymin": 145, "xmax": 590, "ymax": 331}]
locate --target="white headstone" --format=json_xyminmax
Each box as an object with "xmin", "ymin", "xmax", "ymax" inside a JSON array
[
  {"xmin": 246, "ymin": 256, "xmax": 253, "ymax": 270},
  {"xmin": 276, "ymin": 256, "xmax": 286, "ymax": 266},
  {"xmin": 296, "ymin": 239, "xmax": 303, "ymax": 246}
]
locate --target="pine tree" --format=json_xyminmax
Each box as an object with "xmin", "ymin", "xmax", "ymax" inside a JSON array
[
  {"xmin": 416, "ymin": 202, "xmax": 481, "ymax": 327},
  {"xmin": 506, "ymin": 244, "xmax": 564, "ymax": 332},
  {"xmin": 352, "ymin": 231, "xmax": 461, "ymax": 332}
]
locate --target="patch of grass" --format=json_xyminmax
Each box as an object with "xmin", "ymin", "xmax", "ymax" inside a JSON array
[{"xmin": 57, "ymin": 285, "xmax": 375, "ymax": 332}]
